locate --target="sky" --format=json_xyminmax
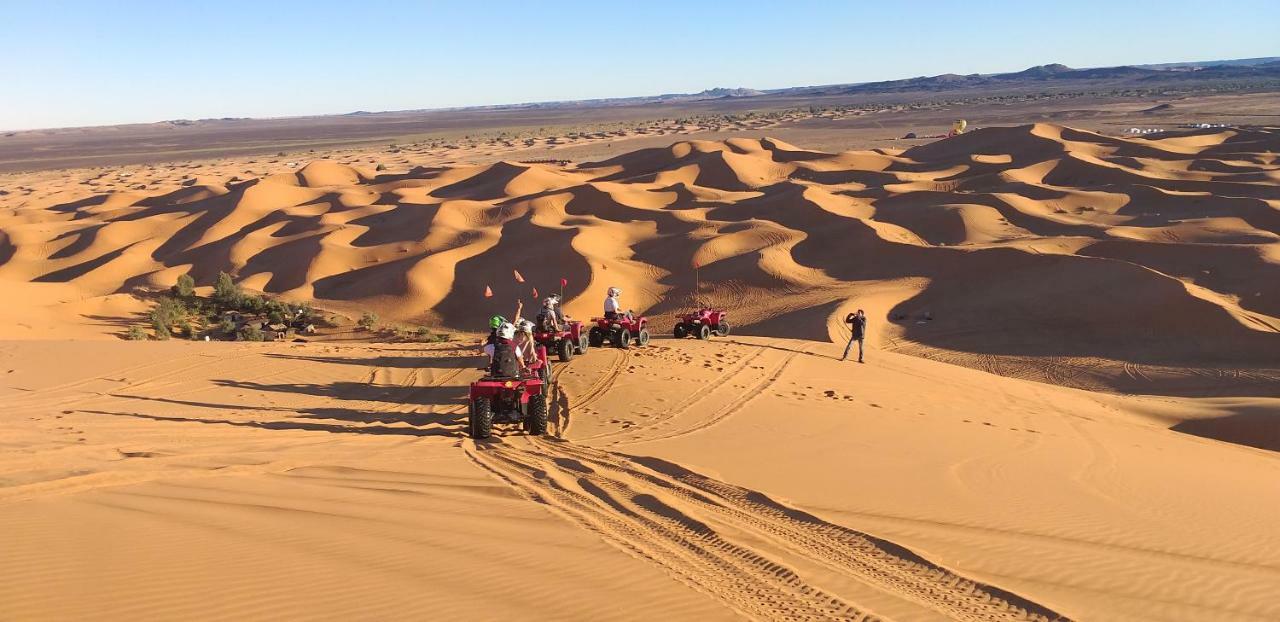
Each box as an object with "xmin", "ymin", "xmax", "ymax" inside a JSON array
[{"xmin": 2, "ymin": 0, "xmax": 1277, "ymax": 131}]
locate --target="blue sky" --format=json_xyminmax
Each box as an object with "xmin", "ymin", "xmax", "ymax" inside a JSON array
[{"xmin": 2, "ymin": 1, "xmax": 1276, "ymax": 130}]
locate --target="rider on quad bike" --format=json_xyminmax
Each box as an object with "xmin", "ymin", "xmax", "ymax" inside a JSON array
[
  {"xmin": 482, "ymin": 322, "xmax": 526, "ymax": 378},
  {"xmin": 536, "ymin": 295, "xmax": 566, "ymax": 333},
  {"xmin": 603, "ymin": 287, "xmax": 631, "ymax": 321},
  {"xmin": 482, "ymin": 314, "xmax": 506, "ymax": 366},
  {"xmin": 514, "ymin": 319, "xmax": 540, "ymax": 367}
]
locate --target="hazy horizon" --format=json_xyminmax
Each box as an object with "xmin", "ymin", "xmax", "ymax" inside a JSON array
[{"xmin": 4, "ymin": 0, "xmax": 1278, "ymax": 131}]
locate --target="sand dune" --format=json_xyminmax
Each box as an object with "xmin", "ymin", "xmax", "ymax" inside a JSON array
[
  {"xmin": 11, "ymin": 124, "xmax": 1275, "ymax": 391},
  {"xmin": 2, "ymin": 124, "xmax": 1279, "ymax": 620}
]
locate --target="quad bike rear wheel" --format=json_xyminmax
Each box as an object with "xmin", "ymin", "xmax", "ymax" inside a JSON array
[
  {"xmin": 613, "ymin": 329, "xmax": 631, "ymax": 349},
  {"xmin": 526, "ymin": 394, "xmax": 548, "ymax": 436},
  {"xmin": 557, "ymin": 339, "xmax": 574, "ymax": 362},
  {"xmin": 673, "ymin": 323, "xmax": 688, "ymax": 339},
  {"xmin": 588, "ymin": 327, "xmax": 605, "ymax": 348},
  {"xmin": 696, "ymin": 324, "xmax": 711, "ymax": 340},
  {"xmin": 636, "ymin": 328, "xmax": 650, "ymax": 347},
  {"xmin": 470, "ymin": 397, "xmax": 494, "ymax": 439},
  {"xmin": 714, "ymin": 321, "xmax": 731, "ymax": 337}
]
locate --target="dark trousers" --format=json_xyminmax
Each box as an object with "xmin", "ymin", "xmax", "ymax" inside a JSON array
[{"xmin": 842, "ymin": 336, "xmax": 864, "ymax": 361}]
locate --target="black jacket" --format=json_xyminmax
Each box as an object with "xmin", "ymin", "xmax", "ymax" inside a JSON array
[
  {"xmin": 845, "ymin": 313, "xmax": 866, "ymax": 339},
  {"xmin": 489, "ymin": 339, "xmax": 520, "ymax": 378}
]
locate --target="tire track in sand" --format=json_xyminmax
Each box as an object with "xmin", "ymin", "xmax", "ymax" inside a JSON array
[
  {"xmin": 613, "ymin": 347, "xmax": 802, "ymax": 446},
  {"xmin": 466, "ymin": 436, "xmax": 1067, "ymax": 622},
  {"xmin": 465, "ymin": 438, "xmax": 877, "ymax": 621},
  {"xmin": 575, "ymin": 346, "xmax": 769, "ymax": 443}
]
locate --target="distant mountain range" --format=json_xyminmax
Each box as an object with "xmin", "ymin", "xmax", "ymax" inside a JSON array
[
  {"xmin": 771, "ymin": 58, "xmax": 1280, "ymax": 97},
  {"xmin": 358, "ymin": 57, "xmax": 1280, "ymax": 116}
]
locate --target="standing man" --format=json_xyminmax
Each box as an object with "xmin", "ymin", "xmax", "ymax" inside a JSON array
[{"xmin": 841, "ymin": 309, "xmax": 867, "ymax": 363}]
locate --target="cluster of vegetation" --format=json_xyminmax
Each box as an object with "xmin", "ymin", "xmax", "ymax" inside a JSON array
[
  {"xmin": 355, "ymin": 310, "xmax": 451, "ymax": 343},
  {"xmin": 129, "ymin": 273, "xmax": 448, "ymax": 344},
  {"xmin": 129, "ymin": 272, "xmax": 317, "ymax": 342}
]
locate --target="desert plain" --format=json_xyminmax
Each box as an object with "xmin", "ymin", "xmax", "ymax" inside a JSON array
[{"xmin": 1, "ymin": 89, "xmax": 1278, "ymax": 621}]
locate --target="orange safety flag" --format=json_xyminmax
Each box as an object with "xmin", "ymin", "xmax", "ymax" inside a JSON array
[
  {"xmin": 532, "ymin": 287, "xmax": 539, "ymax": 299},
  {"xmin": 560, "ymin": 278, "xmax": 568, "ymax": 288},
  {"xmin": 483, "ymin": 285, "xmax": 493, "ymax": 298},
  {"xmin": 513, "ymin": 269, "xmax": 525, "ymax": 283}
]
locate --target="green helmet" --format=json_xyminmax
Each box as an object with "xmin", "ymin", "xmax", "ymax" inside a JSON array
[{"xmin": 489, "ymin": 315, "xmax": 505, "ymax": 329}]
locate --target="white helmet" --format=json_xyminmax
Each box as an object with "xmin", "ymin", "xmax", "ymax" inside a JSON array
[
  {"xmin": 497, "ymin": 322, "xmax": 516, "ymax": 340},
  {"xmin": 607, "ymin": 287, "xmax": 622, "ymax": 297},
  {"xmin": 543, "ymin": 296, "xmax": 558, "ymax": 307},
  {"xmin": 517, "ymin": 319, "xmax": 534, "ymax": 334}
]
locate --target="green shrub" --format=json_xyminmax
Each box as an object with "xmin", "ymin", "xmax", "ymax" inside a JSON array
[
  {"xmin": 127, "ymin": 326, "xmax": 148, "ymax": 341},
  {"xmin": 358, "ymin": 311, "xmax": 378, "ymax": 330},
  {"xmin": 149, "ymin": 297, "xmax": 185, "ymax": 333},
  {"xmin": 218, "ymin": 318, "xmax": 236, "ymax": 336},
  {"xmin": 238, "ymin": 325, "xmax": 265, "ymax": 342},
  {"xmin": 173, "ymin": 273, "xmax": 195, "ymax": 297},
  {"xmin": 213, "ymin": 272, "xmax": 242, "ymax": 307}
]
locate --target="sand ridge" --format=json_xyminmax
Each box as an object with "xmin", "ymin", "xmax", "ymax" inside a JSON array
[{"xmin": 1, "ymin": 124, "xmax": 1277, "ymax": 395}]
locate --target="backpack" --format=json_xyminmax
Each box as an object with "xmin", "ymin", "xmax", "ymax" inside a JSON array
[{"xmin": 489, "ymin": 339, "xmax": 520, "ymax": 378}]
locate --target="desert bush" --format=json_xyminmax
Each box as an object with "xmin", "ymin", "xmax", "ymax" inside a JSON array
[
  {"xmin": 268, "ymin": 310, "xmax": 285, "ymax": 326},
  {"xmin": 241, "ymin": 295, "xmax": 266, "ymax": 314},
  {"xmin": 149, "ymin": 297, "xmax": 185, "ymax": 337},
  {"xmin": 127, "ymin": 326, "xmax": 148, "ymax": 341},
  {"xmin": 358, "ymin": 311, "xmax": 379, "ymax": 330},
  {"xmin": 213, "ymin": 272, "xmax": 242, "ymax": 307},
  {"xmin": 238, "ymin": 325, "xmax": 265, "ymax": 342},
  {"xmin": 218, "ymin": 318, "xmax": 236, "ymax": 336},
  {"xmin": 173, "ymin": 273, "xmax": 195, "ymax": 297}
]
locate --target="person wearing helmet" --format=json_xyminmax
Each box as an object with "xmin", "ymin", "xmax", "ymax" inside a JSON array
[
  {"xmin": 481, "ymin": 315, "xmax": 507, "ymax": 368},
  {"xmin": 536, "ymin": 295, "xmax": 565, "ymax": 333},
  {"xmin": 603, "ymin": 287, "xmax": 623, "ymax": 320},
  {"xmin": 485, "ymin": 315, "xmax": 506, "ymax": 345},
  {"xmin": 514, "ymin": 319, "xmax": 540, "ymax": 367},
  {"xmin": 482, "ymin": 322, "xmax": 525, "ymax": 378}
]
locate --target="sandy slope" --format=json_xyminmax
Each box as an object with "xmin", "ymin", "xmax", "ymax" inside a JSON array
[
  {"xmin": 2, "ymin": 125, "xmax": 1279, "ymax": 620},
  {"xmin": 1, "ymin": 338, "xmax": 1276, "ymax": 621}
]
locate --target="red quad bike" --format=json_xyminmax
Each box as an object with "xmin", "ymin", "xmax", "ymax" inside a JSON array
[
  {"xmin": 588, "ymin": 314, "xmax": 649, "ymax": 349},
  {"xmin": 674, "ymin": 308, "xmax": 730, "ymax": 340},
  {"xmin": 468, "ymin": 351, "xmax": 550, "ymax": 440},
  {"xmin": 534, "ymin": 320, "xmax": 589, "ymax": 362}
]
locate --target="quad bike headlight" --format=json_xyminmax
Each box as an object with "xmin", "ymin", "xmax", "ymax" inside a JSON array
[{"xmin": 503, "ymin": 380, "xmax": 514, "ymax": 388}]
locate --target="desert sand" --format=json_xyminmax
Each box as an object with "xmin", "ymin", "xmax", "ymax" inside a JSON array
[{"xmin": 1, "ymin": 123, "xmax": 1278, "ymax": 621}]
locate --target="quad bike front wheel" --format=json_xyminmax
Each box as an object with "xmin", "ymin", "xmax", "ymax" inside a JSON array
[
  {"xmin": 526, "ymin": 393, "xmax": 548, "ymax": 436},
  {"xmin": 539, "ymin": 360, "xmax": 552, "ymax": 384},
  {"xmin": 588, "ymin": 327, "xmax": 605, "ymax": 348},
  {"xmin": 575, "ymin": 334, "xmax": 589, "ymax": 355},
  {"xmin": 613, "ymin": 329, "xmax": 631, "ymax": 349},
  {"xmin": 636, "ymin": 328, "xmax": 650, "ymax": 347},
  {"xmin": 557, "ymin": 339, "xmax": 574, "ymax": 362},
  {"xmin": 470, "ymin": 397, "xmax": 494, "ymax": 439},
  {"xmin": 696, "ymin": 324, "xmax": 711, "ymax": 340},
  {"xmin": 714, "ymin": 321, "xmax": 731, "ymax": 337},
  {"xmin": 673, "ymin": 323, "xmax": 688, "ymax": 339}
]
